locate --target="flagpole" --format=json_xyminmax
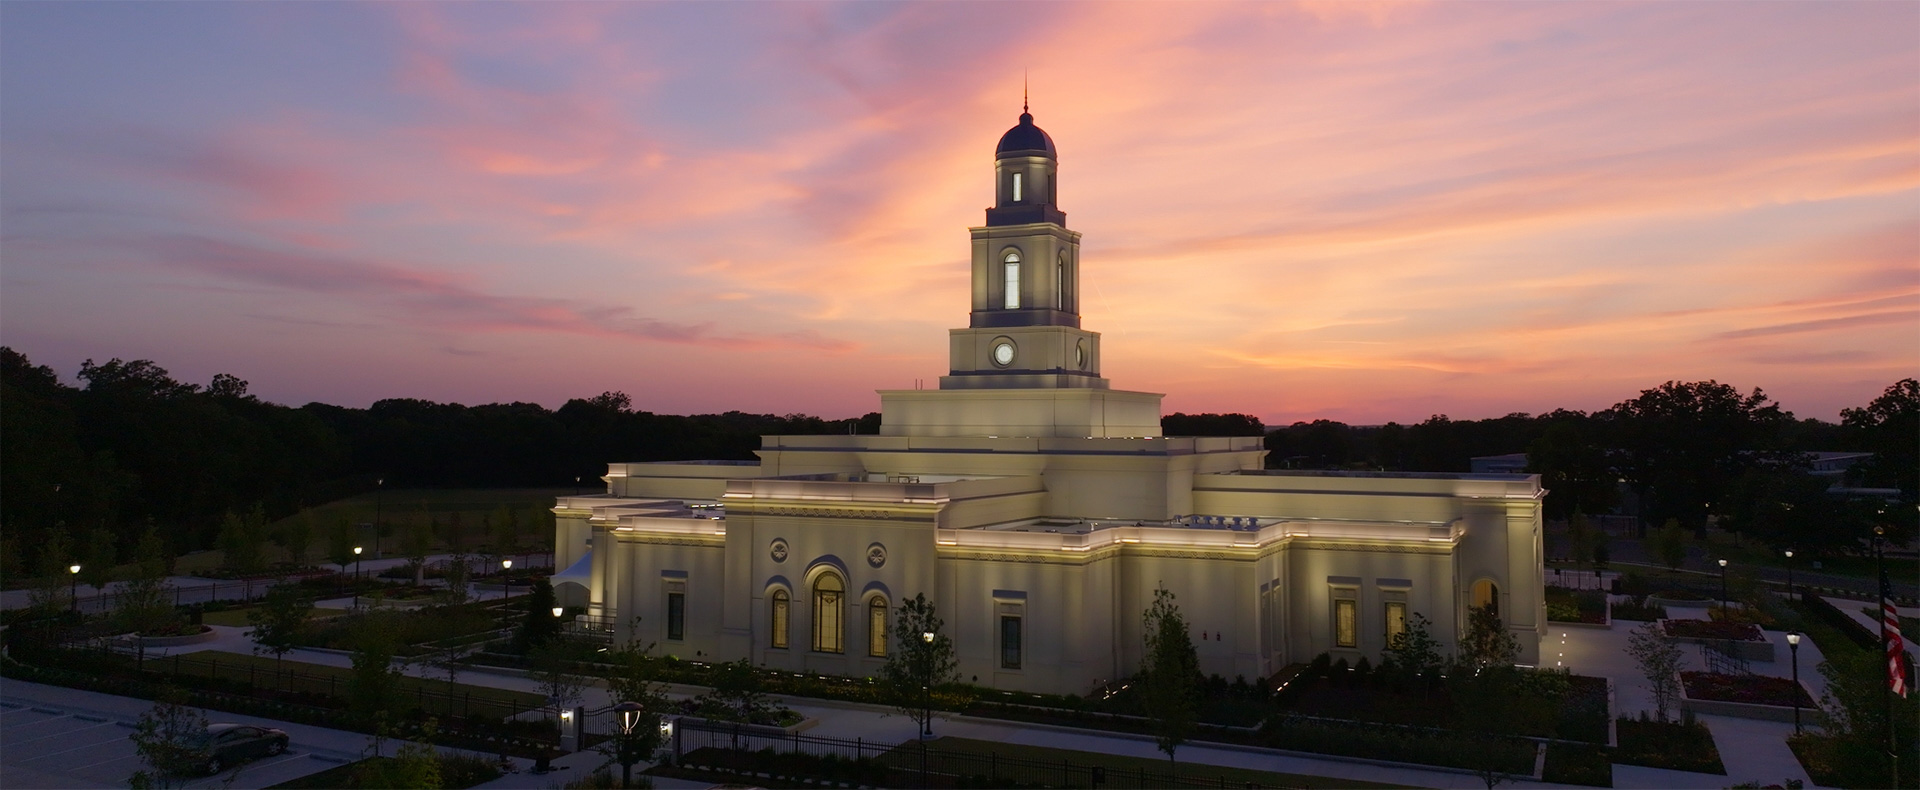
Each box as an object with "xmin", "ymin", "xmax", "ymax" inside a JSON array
[{"xmin": 1877, "ymin": 525, "xmax": 1897, "ymax": 790}]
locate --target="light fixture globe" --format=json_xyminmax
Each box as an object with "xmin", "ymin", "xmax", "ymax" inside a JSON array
[
  {"xmin": 922, "ymin": 631, "xmax": 934, "ymax": 643},
  {"xmin": 68, "ymin": 564, "xmax": 80, "ymax": 574},
  {"xmin": 1717, "ymin": 558, "xmax": 1727, "ymax": 567},
  {"xmin": 353, "ymin": 546, "xmax": 362, "ymax": 556},
  {"xmin": 552, "ymin": 607, "xmax": 565, "ymax": 618},
  {"xmin": 1787, "ymin": 632, "xmax": 1801, "ymax": 646},
  {"xmin": 502, "ymin": 559, "xmax": 513, "ymax": 570},
  {"xmin": 614, "ymin": 701, "xmax": 643, "ymax": 734}
]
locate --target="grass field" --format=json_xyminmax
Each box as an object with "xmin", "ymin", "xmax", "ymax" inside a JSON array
[
  {"xmin": 905, "ymin": 736, "xmax": 1413, "ymax": 790},
  {"xmin": 157, "ymin": 650, "xmax": 545, "ymax": 720},
  {"xmin": 201, "ymin": 606, "xmax": 351, "ymax": 627}
]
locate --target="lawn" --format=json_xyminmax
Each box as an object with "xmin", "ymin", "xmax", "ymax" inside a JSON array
[
  {"xmin": 202, "ymin": 606, "xmax": 350, "ymax": 628},
  {"xmin": 1614, "ymin": 716, "xmax": 1724, "ymax": 774},
  {"xmin": 267, "ymin": 753, "xmax": 502, "ymax": 789},
  {"xmin": 905, "ymin": 736, "xmax": 1414, "ymax": 790},
  {"xmin": 157, "ymin": 650, "xmax": 546, "ymax": 721}
]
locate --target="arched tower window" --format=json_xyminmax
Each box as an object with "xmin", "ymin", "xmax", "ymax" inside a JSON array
[
  {"xmin": 1012, "ymin": 170, "xmax": 1023, "ymax": 202},
  {"xmin": 1056, "ymin": 253, "xmax": 1067, "ymax": 311},
  {"xmin": 868, "ymin": 596, "xmax": 888, "ymax": 657},
  {"xmin": 811, "ymin": 573, "xmax": 845, "ymax": 653},
  {"xmin": 1003, "ymin": 252, "xmax": 1021, "ymax": 310},
  {"xmin": 770, "ymin": 589, "xmax": 790, "ymax": 649}
]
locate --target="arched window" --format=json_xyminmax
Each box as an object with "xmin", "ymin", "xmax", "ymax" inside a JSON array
[
  {"xmin": 1472, "ymin": 579, "xmax": 1500, "ymax": 618},
  {"xmin": 812, "ymin": 573, "xmax": 844, "ymax": 653},
  {"xmin": 770, "ymin": 589, "xmax": 790, "ymax": 649},
  {"xmin": 1056, "ymin": 254, "xmax": 1067, "ymax": 311},
  {"xmin": 1003, "ymin": 252, "xmax": 1021, "ymax": 310},
  {"xmin": 1011, "ymin": 170, "xmax": 1023, "ymax": 202},
  {"xmin": 868, "ymin": 597, "xmax": 888, "ymax": 657}
]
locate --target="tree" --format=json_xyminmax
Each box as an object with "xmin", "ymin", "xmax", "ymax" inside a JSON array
[
  {"xmin": 81, "ymin": 526, "xmax": 118, "ymax": 596},
  {"xmin": 1565, "ymin": 512, "xmax": 1594, "ymax": 566},
  {"xmin": 1600, "ymin": 380, "xmax": 1796, "ymax": 535},
  {"xmin": 116, "ymin": 528, "xmax": 179, "ymax": 639},
  {"xmin": 1139, "ymin": 585, "xmax": 1200, "ymax": 766},
  {"xmin": 1651, "ymin": 518, "xmax": 1688, "ymax": 571},
  {"xmin": 1382, "ymin": 612, "xmax": 1444, "ymax": 693},
  {"xmin": 604, "ymin": 635, "xmax": 671, "ymax": 788},
  {"xmin": 127, "ymin": 687, "xmax": 210, "ymax": 789},
  {"xmin": 1625, "ymin": 621, "xmax": 1685, "ymax": 721},
  {"xmin": 358, "ymin": 718, "xmax": 442, "ymax": 789},
  {"xmin": 878, "ymin": 593, "xmax": 959, "ymax": 736},
  {"xmin": 1528, "ymin": 414, "xmax": 1620, "ymax": 521},
  {"xmin": 277, "ymin": 510, "xmax": 313, "ymax": 569},
  {"xmin": 437, "ymin": 552, "xmax": 471, "ymax": 607},
  {"xmin": 27, "ymin": 527, "xmax": 73, "ymax": 614},
  {"xmin": 347, "ymin": 620, "xmax": 403, "ymax": 724},
  {"xmin": 515, "ymin": 578, "xmax": 562, "ymax": 652},
  {"xmin": 695, "ymin": 659, "xmax": 773, "ymax": 723},
  {"xmin": 531, "ymin": 643, "xmax": 588, "ymax": 738},
  {"xmin": 1841, "ymin": 378, "xmax": 1918, "ymax": 499},
  {"xmin": 1459, "ymin": 603, "xmax": 1519, "ymax": 669},
  {"xmin": 217, "ymin": 505, "xmax": 266, "ymax": 575},
  {"xmin": 1815, "ymin": 649, "xmax": 1919, "ymax": 787},
  {"xmin": 248, "ymin": 582, "xmax": 312, "ymax": 669},
  {"xmin": 326, "ymin": 516, "xmax": 357, "ymax": 576},
  {"xmin": 1448, "ymin": 664, "xmax": 1566, "ymax": 790}
]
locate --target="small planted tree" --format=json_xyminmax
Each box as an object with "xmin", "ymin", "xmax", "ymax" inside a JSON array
[
  {"xmin": 1139, "ymin": 585, "xmax": 1200, "ymax": 767},
  {"xmin": 1626, "ymin": 620, "xmax": 1686, "ymax": 721},
  {"xmin": 1566, "ymin": 512, "xmax": 1594, "ymax": 566},
  {"xmin": 81, "ymin": 526, "xmax": 118, "ymax": 599},
  {"xmin": 277, "ymin": 510, "xmax": 313, "ymax": 570},
  {"xmin": 879, "ymin": 593, "xmax": 959, "ymax": 736},
  {"xmin": 515, "ymin": 578, "xmax": 562, "ymax": 653},
  {"xmin": 248, "ymin": 582, "xmax": 313, "ymax": 670},
  {"xmin": 1652, "ymin": 518, "xmax": 1688, "ymax": 571},
  {"xmin": 400, "ymin": 517, "xmax": 435, "ymax": 586},
  {"xmin": 605, "ymin": 631, "xmax": 671, "ymax": 786},
  {"xmin": 347, "ymin": 622, "xmax": 403, "ymax": 724},
  {"xmin": 127, "ymin": 687, "xmax": 210, "ymax": 789},
  {"xmin": 27, "ymin": 527, "xmax": 73, "ymax": 614},
  {"xmin": 696, "ymin": 659, "xmax": 774, "ymax": 723},
  {"xmin": 1382, "ymin": 612, "xmax": 1444, "ymax": 693},
  {"xmin": 326, "ymin": 516, "xmax": 357, "ymax": 580},
  {"xmin": 1459, "ymin": 603, "xmax": 1520, "ymax": 669}
]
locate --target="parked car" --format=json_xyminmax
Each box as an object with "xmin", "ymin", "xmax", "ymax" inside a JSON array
[{"xmin": 193, "ymin": 723, "xmax": 290, "ymax": 774}]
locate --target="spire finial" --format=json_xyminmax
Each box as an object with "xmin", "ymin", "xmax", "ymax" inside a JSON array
[{"xmin": 1023, "ymin": 72, "xmax": 1029, "ymax": 114}]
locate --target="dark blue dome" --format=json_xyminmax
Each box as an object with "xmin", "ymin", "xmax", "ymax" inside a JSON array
[{"xmin": 996, "ymin": 112, "xmax": 1056, "ymax": 158}]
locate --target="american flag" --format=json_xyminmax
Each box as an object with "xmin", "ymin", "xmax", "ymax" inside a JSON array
[{"xmin": 1885, "ymin": 569, "xmax": 1908, "ymax": 698}]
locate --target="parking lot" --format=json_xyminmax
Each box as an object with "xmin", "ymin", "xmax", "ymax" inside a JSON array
[{"xmin": 0, "ymin": 686, "xmax": 362, "ymax": 790}]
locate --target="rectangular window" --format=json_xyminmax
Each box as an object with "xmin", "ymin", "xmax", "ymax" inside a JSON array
[
  {"xmin": 1384, "ymin": 601, "xmax": 1407, "ymax": 643},
  {"xmin": 1334, "ymin": 598, "xmax": 1356, "ymax": 648},
  {"xmin": 666, "ymin": 592, "xmax": 685, "ymax": 641},
  {"xmin": 1012, "ymin": 171, "xmax": 1023, "ymax": 202},
  {"xmin": 770, "ymin": 592, "xmax": 789, "ymax": 649},
  {"xmin": 1004, "ymin": 262, "xmax": 1020, "ymax": 309},
  {"xmin": 869, "ymin": 600, "xmax": 888, "ymax": 657},
  {"xmin": 1000, "ymin": 615, "xmax": 1023, "ymax": 669}
]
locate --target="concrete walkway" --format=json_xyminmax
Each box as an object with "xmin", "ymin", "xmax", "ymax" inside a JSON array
[{"xmin": 1560, "ymin": 603, "xmax": 1829, "ymax": 788}]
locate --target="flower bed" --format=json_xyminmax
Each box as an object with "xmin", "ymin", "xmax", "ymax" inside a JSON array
[
  {"xmin": 1662, "ymin": 618, "xmax": 1763, "ymax": 641},
  {"xmin": 1681, "ymin": 672, "xmax": 1814, "ymax": 708}
]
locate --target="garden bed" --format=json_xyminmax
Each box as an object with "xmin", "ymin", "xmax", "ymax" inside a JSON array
[
  {"xmin": 1546, "ymin": 587, "xmax": 1609, "ymax": 626},
  {"xmin": 1662, "ymin": 618, "xmax": 1774, "ymax": 660},
  {"xmin": 1614, "ymin": 715, "xmax": 1725, "ymax": 774},
  {"xmin": 1679, "ymin": 671, "xmax": 1814, "ymax": 722}
]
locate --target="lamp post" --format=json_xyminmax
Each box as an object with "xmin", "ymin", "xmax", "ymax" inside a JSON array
[
  {"xmin": 921, "ymin": 630, "xmax": 935, "ymax": 737},
  {"xmin": 1873, "ymin": 523, "xmax": 1897, "ymax": 790},
  {"xmin": 352, "ymin": 546, "xmax": 363, "ymax": 609},
  {"xmin": 1787, "ymin": 631, "xmax": 1802, "ymax": 735},
  {"xmin": 68, "ymin": 564, "xmax": 80, "ymax": 613},
  {"xmin": 1728, "ymin": 557, "xmax": 1743, "ymax": 611},
  {"xmin": 373, "ymin": 478, "xmax": 384, "ymax": 559},
  {"xmin": 1784, "ymin": 549, "xmax": 1795, "ymax": 603},
  {"xmin": 614, "ymin": 700, "xmax": 644, "ymax": 788}
]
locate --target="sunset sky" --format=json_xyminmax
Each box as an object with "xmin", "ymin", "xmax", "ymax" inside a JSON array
[{"xmin": 2, "ymin": 1, "xmax": 1914, "ymax": 425}]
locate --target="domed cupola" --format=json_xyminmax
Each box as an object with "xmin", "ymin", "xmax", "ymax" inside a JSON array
[
  {"xmin": 987, "ymin": 105, "xmax": 1065, "ymax": 228},
  {"xmin": 996, "ymin": 111, "xmax": 1056, "ymax": 159}
]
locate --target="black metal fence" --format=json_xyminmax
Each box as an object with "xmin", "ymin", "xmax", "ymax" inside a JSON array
[{"xmin": 670, "ymin": 718, "xmax": 1299, "ymax": 789}]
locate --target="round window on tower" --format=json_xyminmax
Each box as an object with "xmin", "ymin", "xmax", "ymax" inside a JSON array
[
  {"xmin": 990, "ymin": 338, "xmax": 1016, "ymax": 368},
  {"xmin": 1075, "ymin": 341, "xmax": 1087, "ymax": 370}
]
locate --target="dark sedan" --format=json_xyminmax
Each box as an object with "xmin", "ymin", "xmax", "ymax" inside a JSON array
[{"xmin": 194, "ymin": 723, "xmax": 290, "ymax": 774}]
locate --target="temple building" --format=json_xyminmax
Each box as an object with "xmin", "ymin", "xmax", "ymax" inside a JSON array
[{"xmin": 551, "ymin": 108, "xmax": 1546, "ymax": 692}]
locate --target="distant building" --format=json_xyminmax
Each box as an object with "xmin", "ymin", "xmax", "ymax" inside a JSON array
[
  {"xmin": 550, "ymin": 108, "xmax": 1546, "ymax": 693},
  {"xmin": 1469, "ymin": 453, "xmax": 1531, "ymax": 475}
]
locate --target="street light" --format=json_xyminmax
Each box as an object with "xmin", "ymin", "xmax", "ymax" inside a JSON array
[
  {"xmin": 614, "ymin": 701, "xmax": 644, "ymax": 788},
  {"xmin": 1787, "ymin": 632, "xmax": 1803, "ymax": 735},
  {"xmin": 352, "ymin": 546, "xmax": 364, "ymax": 609},
  {"xmin": 68, "ymin": 564, "xmax": 80, "ymax": 613},
  {"xmin": 921, "ymin": 630, "xmax": 935, "ymax": 737},
  {"xmin": 1784, "ymin": 549, "xmax": 1796, "ymax": 603}
]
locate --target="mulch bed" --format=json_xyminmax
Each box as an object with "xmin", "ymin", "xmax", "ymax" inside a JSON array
[
  {"xmin": 1681, "ymin": 671, "xmax": 1815, "ymax": 707},
  {"xmin": 1663, "ymin": 618, "xmax": 1764, "ymax": 641}
]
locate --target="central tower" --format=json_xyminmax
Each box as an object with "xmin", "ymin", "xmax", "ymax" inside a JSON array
[{"xmin": 941, "ymin": 108, "xmax": 1106, "ymax": 390}]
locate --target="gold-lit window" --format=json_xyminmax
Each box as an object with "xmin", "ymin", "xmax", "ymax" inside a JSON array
[
  {"xmin": 1384, "ymin": 601, "xmax": 1407, "ymax": 643},
  {"xmin": 770, "ymin": 589, "xmax": 789, "ymax": 649},
  {"xmin": 1335, "ymin": 598, "xmax": 1357, "ymax": 648},
  {"xmin": 868, "ymin": 597, "xmax": 888, "ymax": 657},
  {"xmin": 812, "ymin": 573, "xmax": 844, "ymax": 654}
]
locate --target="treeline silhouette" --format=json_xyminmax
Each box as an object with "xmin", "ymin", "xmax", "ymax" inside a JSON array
[
  {"xmin": 4, "ymin": 346, "xmax": 1912, "ymax": 573},
  {"xmin": 1, "ymin": 348, "xmax": 878, "ymax": 564}
]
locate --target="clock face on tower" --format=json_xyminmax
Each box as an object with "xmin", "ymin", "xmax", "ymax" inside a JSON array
[{"xmin": 991, "ymin": 341, "xmax": 1015, "ymax": 367}]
